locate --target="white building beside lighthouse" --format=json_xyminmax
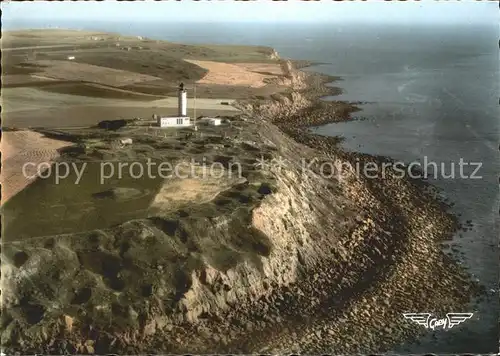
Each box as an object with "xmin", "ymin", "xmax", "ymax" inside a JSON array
[{"xmin": 158, "ymin": 83, "xmax": 191, "ymax": 128}]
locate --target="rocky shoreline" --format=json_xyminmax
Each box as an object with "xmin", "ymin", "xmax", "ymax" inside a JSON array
[
  {"xmin": 1, "ymin": 60, "xmax": 483, "ymax": 354},
  {"xmin": 224, "ymin": 63, "xmax": 483, "ymax": 353}
]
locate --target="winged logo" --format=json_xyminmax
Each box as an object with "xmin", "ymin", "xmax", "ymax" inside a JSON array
[
  {"xmin": 403, "ymin": 313, "xmax": 432, "ymax": 328},
  {"xmin": 446, "ymin": 313, "xmax": 474, "ymax": 328},
  {"xmin": 403, "ymin": 312, "xmax": 473, "ymax": 330}
]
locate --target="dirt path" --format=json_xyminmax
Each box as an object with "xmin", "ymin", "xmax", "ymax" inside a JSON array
[{"xmin": 1, "ymin": 44, "xmax": 80, "ymax": 52}]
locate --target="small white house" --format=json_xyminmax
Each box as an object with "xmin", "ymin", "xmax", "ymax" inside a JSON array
[
  {"xmin": 199, "ymin": 117, "xmax": 222, "ymax": 126},
  {"xmin": 207, "ymin": 118, "xmax": 221, "ymax": 126},
  {"xmin": 158, "ymin": 116, "xmax": 191, "ymax": 128},
  {"xmin": 120, "ymin": 138, "xmax": 133, "ymax": 146}
]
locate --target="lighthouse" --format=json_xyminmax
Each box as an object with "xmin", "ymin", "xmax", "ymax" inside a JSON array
[
  {"xmin": 157, "ymin": 82, "xmax": 191, "ymax": 128},
  {"xmin": 178, "ymin": 82, "xmax": 187, "ymax": 117}
]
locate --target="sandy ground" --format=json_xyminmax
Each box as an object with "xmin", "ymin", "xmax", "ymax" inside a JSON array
[
  {"xmin": 151, "ymin": 164, "xmax": 246, "ymax": 211},
  {"xmin": 236, "ymin": 62, "xmax": 284, "ymax": 76},
  {"xmin": 32, "ymin": 60, "xmax": 162, "ymax": 86},
  {"xmin": 186, "ymin": 60, "xmax": 283, "ymax": 88},
  {"xmin": 1, "ymin": 131, "xmax": 72, "ymax": 205}
]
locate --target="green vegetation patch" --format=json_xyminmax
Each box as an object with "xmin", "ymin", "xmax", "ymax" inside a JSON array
[
  {"xmin": 71, "ymin": 49, "xmax": 208, "ymax": 83},
  {"xmin": 38, "ymin": 82, "xmax": 163, "ymax": 101}
]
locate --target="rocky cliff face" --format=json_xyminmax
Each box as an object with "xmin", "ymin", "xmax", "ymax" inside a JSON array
[
  {"xmin": 268, "ymin": 49, "xmax": 280, "ymax": 60},
  {"xmin": 235, "ymin": 59, "xmax": 339, "ymax": 124},
  {"xmin": 237, "ymin": 91, "xmax": 311, "ymax": 119}
]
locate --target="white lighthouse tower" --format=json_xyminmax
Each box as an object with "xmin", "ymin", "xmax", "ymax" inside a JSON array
[
  {"xmin": 157, "ymin": 82, "xmax": 191, "ymax": 128},
  {"xmin": 178, "ymin": 82, "xmax": 187, "ymax": 117}
]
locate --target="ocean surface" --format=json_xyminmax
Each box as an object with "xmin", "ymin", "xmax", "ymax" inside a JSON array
[{"xmin": 5, "ymin": 20, "xmax": 499, "ymax": 353}]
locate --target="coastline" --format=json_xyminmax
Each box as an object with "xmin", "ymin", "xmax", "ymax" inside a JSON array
[
  {"xmin": 1, "ymin": 52, "xmax": 484, "ymax": 354},
  {"xmin": 223, "ymin": 61, "xmax": 483, "ymax": 353}
]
